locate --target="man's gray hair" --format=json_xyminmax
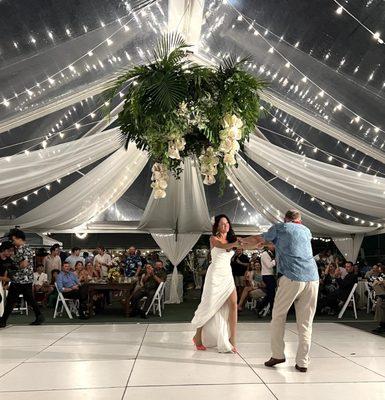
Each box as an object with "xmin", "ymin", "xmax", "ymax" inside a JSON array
[{"xmin": 285, "ymin": 209, "xmax": 301, "ymax": 221}]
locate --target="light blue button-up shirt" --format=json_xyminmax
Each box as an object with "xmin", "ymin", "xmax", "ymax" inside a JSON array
[
  {"xmin": 262, "ymin": 222, "xmax": 319, "ymax": 282},
  {"xmin": 56, "ymin": 271, "xmax": 79, "ymax": 292}
]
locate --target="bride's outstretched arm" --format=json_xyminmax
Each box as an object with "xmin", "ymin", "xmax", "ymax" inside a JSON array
[
  {"xmin": 239, "ymin": 235, "xmax": 265, "ymax": 247},
  {"xmin": 210, "ymin": 236, "xmax": 237, "ymax": 250}
]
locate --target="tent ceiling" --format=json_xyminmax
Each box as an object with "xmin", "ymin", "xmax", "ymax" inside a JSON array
[{"xmin": 1, "ymin": 0, "xmax": 385, "ymax": 237}]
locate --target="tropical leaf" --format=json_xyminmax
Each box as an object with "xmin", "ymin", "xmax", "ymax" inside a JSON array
[{"xmin": 107, "ymin": 33, "xmax": 267, "ymax": 198}]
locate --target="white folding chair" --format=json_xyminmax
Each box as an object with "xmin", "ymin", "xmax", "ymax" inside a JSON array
[
  {"xmin": 8, "ymin": 281, "xmax": 28, "ymax": 315},
  {"xmin": 53, "ymin": 283, "xmax": 79, "ymax": 319},
  {"xmin": 338, "ymin": 283, "xmax": 358, "ymax": 319},
  {"xmin": 145, "ymin": 282, "xmax": 165, "ymax": 317},
  {"xmin": 365, "ymin": 281, "xmax": 376, "ymax": 313},
  {"xmin": 245, "ymin": 298, "xmax": 257, "ymax": 310},
  {"xmin": 259, "ymin": 302, "xmax": 270, "ymax": 317},
  {"xmin": 15, "ymin": 294, "xmax": 29, "ymax": 315}
]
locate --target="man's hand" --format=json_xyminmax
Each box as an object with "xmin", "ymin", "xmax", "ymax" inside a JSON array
[{"xmin": 72, "ymin": 285, "xmax": 79, "ymax": 290}]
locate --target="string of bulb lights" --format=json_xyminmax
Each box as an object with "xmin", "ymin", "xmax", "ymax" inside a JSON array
[
  {"xmin": 266, "ymin": 107, "xmax": 385, "ymax": 178},
  {"xmin": 238, "ymin": 154, "xmax": 383, "ymax": 228},
  {"xmin": 195, "ymin": 50, "xmax": 385, "ymax": 227},
  {"xmin": 333, "ymin": 0, "xmax": 384, "ymax": 44},
  {"xmin": 1, "ymin": 0, "xmax": 165, "ymax": 109},
  {"xmin": 196, "ymin": 33, "xmax": 385, "ymax": 228},
  {"xmin": 225, "ymin": 9, "xmax": 385, "ymax": 102},
  {"xmin": 219, "ymin": 0, "xmax": 385, "ymax": 151},
  {"xmin": 200, "ymin": 44, "xmax": 385, "ymax": 180},
  {"xmin": 255, "ymin": 110, "xmax": 384, "ymax": 227}
]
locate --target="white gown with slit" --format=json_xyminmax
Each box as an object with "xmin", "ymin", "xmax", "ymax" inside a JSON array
[{"xmin": 191, "ymin": 247, "xmax": 235, "ymax": 352}]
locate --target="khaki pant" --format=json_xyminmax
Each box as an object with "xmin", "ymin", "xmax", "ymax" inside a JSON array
[{"xmin": 271, "ymin": 275, "xmax": 319, "ymax": 368}]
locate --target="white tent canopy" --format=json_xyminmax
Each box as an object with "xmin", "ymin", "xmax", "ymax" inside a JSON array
[{"xmin": 1, "ymin": 0, "xmax": 385, "ymax": 267}]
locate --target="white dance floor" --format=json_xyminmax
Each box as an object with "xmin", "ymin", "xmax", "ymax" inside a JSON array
[{"xmin": 0, "ymin": 322, "xmax": 384, "ymax": 399}]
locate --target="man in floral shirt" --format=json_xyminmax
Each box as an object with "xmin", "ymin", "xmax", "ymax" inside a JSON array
[
  {"xmin": 0, "ymin": 229, "xmax": 45, "ymax": 328},
  {"xmin": 123, "ymin": 246, "xmax": 143, "ymax": 277}
]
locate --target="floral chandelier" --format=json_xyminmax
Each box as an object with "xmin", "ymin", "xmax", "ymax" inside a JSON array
[{"xmin": 110, "ymin": 33, "xmax": 266, "ymax": 198}]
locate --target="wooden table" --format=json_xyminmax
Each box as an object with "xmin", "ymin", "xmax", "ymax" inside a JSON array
[{"xmin": 86, "ymin": 280, "xmax": 138, "ymax": 317}]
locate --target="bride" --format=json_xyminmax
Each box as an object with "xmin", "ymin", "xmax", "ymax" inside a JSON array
[{"xmin": 191, "ymin": 214, "xmax": 238, "ymax": 353}]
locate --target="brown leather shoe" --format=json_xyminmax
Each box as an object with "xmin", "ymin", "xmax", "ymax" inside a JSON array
[
  {"xmin": 295, "ymin": 364, "xmax": 307, "ymax": 373},
  {"xmin": 264, "ymin": 357, "xmax": 286, "ymax": 367}
]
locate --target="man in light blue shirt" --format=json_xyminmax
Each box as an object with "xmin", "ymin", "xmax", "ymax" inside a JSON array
[
  {"xmin": 240, "ymin": 209, "xmax": 319, "ymax": 372},
  {"xmin": 56, "ymin": 261, "xmax": 88, "ymax": 319}
]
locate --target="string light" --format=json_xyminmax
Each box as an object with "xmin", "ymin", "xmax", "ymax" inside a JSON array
[
  {"xmin": 2, "ymin": 1, "xmax": 161, "ymax": 104},
  {"xmin": 223, "ymin": 2, "xmax": 385, "ymax": 150},
  {"xmin": 333, "ymin": 0, "xmax": 384, "ymax": 44}
]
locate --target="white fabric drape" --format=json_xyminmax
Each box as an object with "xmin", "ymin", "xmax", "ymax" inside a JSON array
[
  {"xmin": 0, "ymin": 76, "xmax": 116, "ymax": 135},
  {"xmin": 260, "ymin": 90, "xmax": 385, "ymax": 165},
  {"xmin": 227, "ymin": 157, "xmax": 377, "ymax": 236},
  {"xmin": 140, "ymin": 157, "xmax": 210, "ymax": 303},
  {"xmin": 245, "ymin": 135, "xmax": 385, "ymax": 218},
  {"xmin": 139, "ymin": 157, "xmax": 211, "ymax": 233},
  {"xmin": 0, "ymin": 144, "xmax": 148, "ymax": 231},
  {"xmin": 152, "ymin": 233, "xmax": 201, "ymax": 304},
  {"xmin": 0, "ymin": 128, "xmax": 121, "ymax": 197},
  {"xmin": 332, "ymin": 234, "xmax": 364, "ymax": 263}
]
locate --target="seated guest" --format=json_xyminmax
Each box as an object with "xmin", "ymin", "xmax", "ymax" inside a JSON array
[
  {"xmin": 85, "ymin": 261, "xmax": 100, "ymax": 280},
  {"xmin": 130, "ymin": 261, "xmax": 167, "ymax": 318},
  {"xmin": 237, "ymin": 260, "xmax": 266, "ymax": 311},
  {"xmin": 74, "ymin": 261, "xmax": 88, "ymax": 283},
  {"xmin": 335, "ymin": 261, "xmax": 358, "ymax": 303},
  {"xmin": 336, "ymin": 264, "xmax": 348, "ymax": 279},
  {"xmin": 65, "ymin": 247, "xmax": 85, "ymax": 269},
  {"xmin": 124, "ymin": 246, "xmax": 143, "ymax": 277},
  {"xmin": 318, "ymin": 264, "xmax": 339, "ymax": 314},
  {"xmin": 56, "ymin": 261, "xmax": 88, "ymax": 319},
  {"xmin": 366, "ymin": 264, "xmax": 381, "ymax": 280},
  {"xmin": 33, "ymin": 264, "xmax": 48, "ymax": 292},
  {"xmin": 93, "ymin": 246, "xmax": 112, "ymax": 278},
  {"xmin": 74, "ymin": 260, "xmax": 84, "ymax": 274},
  {"xmin": 44, "ymin": 244, "xmax": 62, "ymax": 282}
]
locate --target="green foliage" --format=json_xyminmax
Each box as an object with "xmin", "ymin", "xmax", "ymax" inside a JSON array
[{"xmin": 109, "ymin": 33, "xmax": 267, "ymax": 183}]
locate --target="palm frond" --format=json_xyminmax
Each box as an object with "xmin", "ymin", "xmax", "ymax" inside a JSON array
[{"xmin": 153, "ymin": 32, "xmax": 189, "ymax": 62}]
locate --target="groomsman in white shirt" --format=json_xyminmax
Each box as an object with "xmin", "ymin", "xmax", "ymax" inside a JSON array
[{"xmin": 93, "ymin": 246, "xmax": 112, "ymax": 278}]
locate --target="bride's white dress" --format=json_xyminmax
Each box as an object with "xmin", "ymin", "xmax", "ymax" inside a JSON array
[{"xmin": 191, "ymin": 246, "xmax": 235, "ymax": 352}]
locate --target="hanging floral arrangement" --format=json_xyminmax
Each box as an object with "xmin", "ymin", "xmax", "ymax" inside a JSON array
[{"xmin": 109, "ymin": 33, "xmax": 267, "ymax": 198}]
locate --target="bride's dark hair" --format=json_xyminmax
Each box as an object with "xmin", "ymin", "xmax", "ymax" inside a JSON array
[{"xmin": 212, "ymin": 214, "xmax": 237, "ymax": 243}]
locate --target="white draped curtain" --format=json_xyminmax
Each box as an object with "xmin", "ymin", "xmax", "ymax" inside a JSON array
[
  {"xmin": 152, "ymin": 233, "xmax": 201, "ymax": 304},
  {"xmin": 0, "ymin": 144, "xmax": 148, "ymax": 231},
  {"xmin": 332, "ymin": 234, "xmax": 365, "ymax": 263},
  {"xmin": 139, "ymin": 158, "xmax": 211, "ymax": 304},
  {"xmin": 245, "ymin": 135, "xmax": 385, "ymax": 218},
  {"xmin": 0, "ymin": 128, "xmax": 122, "ymax": 197},
  {"xmin": 227, "ymin": 156, "xmax": 376, "ymax": 236},
  {"xmin": 260, "ymin": 91, "xmax": 385, "ymax": 165},
  {"xmin": 139, "ymin": 157, "xmax": 211, "ymax": 233}
]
